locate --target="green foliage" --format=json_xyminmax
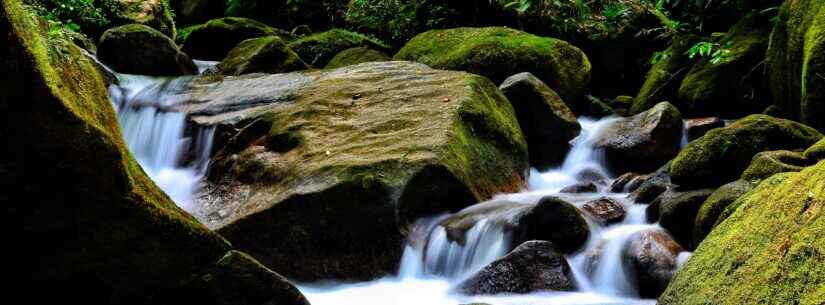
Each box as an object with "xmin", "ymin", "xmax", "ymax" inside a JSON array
[
  {"xmin": 27, "ymin": 0, "xmax": 108, "ymax": 32},
  {"xmin": 686, "ymin": 41, "xmax": 732, "ymax": 64},
  {"xmin": 649, "ymin": 50, "xmax": 671, "ymax": 64}
]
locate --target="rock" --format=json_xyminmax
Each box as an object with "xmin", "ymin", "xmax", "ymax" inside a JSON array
[
  {"xmin": 630, "ymin": 162, "xmax": 673, "ymax": 203},
  {"xmin": 325, "ymin": 47, "xmax": 391, "ymax": 69},
  {"xmin": 499, "ymin": 72, "xmax": 581, "ymax": 169},
  {"xmin": 670, "ymin": 115, "xmax": 823, "ymax": 189},
  {"xmin": 622, "ymin": 229, "xmax": 684, "ymax": 299},
  {"xmin": 440, "ymin": 197, "xmax": 589, "ymax": 254},
  {"xmin": 657, "ymin": 163, "xmax": 825, "ymax": 305},
  {"xmin": 575, "ymin": 166, "xmax": 610, "ymax": 183},
  {"xmin": 170, "ymin": 0, "xmax": 224, "ymax": 25},
  {"xmin": 560, "ymin": 182, "xmax": 598, "ymax": 194},
  {"xmin": 692, "ymin": 180, "xmax": 754, "ymax": 248},
  {"xmin": 109, "ymin": 0, "xmax": 177, "ymax": 38},
  {"xmin": 173, "ymin": 61, "xmax": 528, "ymax": 281},
  {"xmin": 648, "ymin": 189, "xmax": 715, "ymax": 249},
  {"xmin": 582, "ymin": 197, "xmax": 626, "ymax": 225},
  {"xmin": 577, "ymin": 94, "xmax": 616, "ymax": 118},
  {"xmin": 631, "ymin": 34, "xmax": 700, "ymax": 115},
  {"xmin": 767, "ymin": 0, "xmax": 825, "ymax": 130},
  {"xmin": 804, "ymin": 138, "xmax": 825, "ymax": 160},
  {"xmin": 98, "ymin": 24, "xmax": 197, "ymax": 76},
  {"xmin": 395, "ymin": 27, "xmax": 591, "ymax": 101},
  {"xmin": 287, "ymin": 29, "xmax": 390, "ymax": 67},
  {"xmin": 0, "ymin": 3, "xmax": 304, "ymax": 303},
  {"xmin": 685, "ymin": 117, "xmax": 724, "ymax": 142},
  {"xmin": 217, "ymin": 36, "xmax": 309, "ymax": 75},
  {"xmin": 740, "ymin": 150, "xmax": 815, "ymax": 183},
  {"xmin": 456, "ymin": 241, "xmax": 575, "ymax": 295},
  {"xmin": 182, "ymin": 17, "xmax": 295, "ymax": 61},
  {"xmin": 677, "ymin": 13, "xmax": 772, "ymax": 117},
  {"xmin": 225, "ymin": 0, "xmax": 348, "ymax": 34},
  {"xmin": 611, "ymin": 172, "xmax": 644, "ymax": 193},
  {"xmin": 595, "ymin": 102, "xmax": 684, "ymax": 174}
]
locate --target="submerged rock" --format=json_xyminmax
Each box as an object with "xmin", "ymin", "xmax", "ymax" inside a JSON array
[
  {"xmin": 456, "ymin": 241, "xmax": 575, "ymax": 295},
  {"xmin": 658, "ymin": 163, "xmax": 825, "ymax": 305},
  {"xmin": 177, "ymin": 61, "xmax": 528, "ymax": 281},
  {"xmin": 582, "ymin": 197, "xmax": 626, "ymax": 225},
  {"xmin": 648, "ymin": 189, "xmax": 715, "ymax": 249},
  {"xmin": 622, "ymin": 229, "xmax": 684, "ymax": 299},
  {"xmin": 217, "ymin": 36, "xmax": 309, "ymax": 75},
  {"xmin": 182, "ymin": 17, "xmax": 295, "ymax": 61},
  {"xmin": 325, "ymin": 47, "xmax": 391, "ymax": 69},
  {"xmin": 287, "ymin": 29, "xmax": 390, "ymax": 67},
  {"xmin": 395, "ymin": 27, "xmax": 591, "ymax": 101},
  {"xmin": 560, "ymin": 182, "xmax": 598, "ymax": 194},
  {"xmin": 740, "ymin": 150, "xmax": 815, "ymax": 183},
  {"xmin": 595, "ymin": 102, "xmax": 684, "ymax": 174},
  {"xmin": 670, "ymin": 115, "xmax": 822, "ymax": 189},
  {"xmin": 499, "ymin": 72, "xmax": 581, "ymax": 169},
  {"xmin": 1, "ymin": 2, "xmax": 304, "ymax": 303},
  {"xmin": 97, "ymin": 24, "xmax": 197, "ymax": 76},
  {"xmin": 692, "ymin": 179, "xmax": 754, "ymax": 247}
]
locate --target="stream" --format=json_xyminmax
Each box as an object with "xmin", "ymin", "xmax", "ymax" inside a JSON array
[{"xmin": 110, "ymin": 73, "xmax": 688, "ymax": 305}]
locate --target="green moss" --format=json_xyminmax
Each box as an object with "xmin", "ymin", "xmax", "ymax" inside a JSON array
[
  {"xmin": 670, "ymin": 115, "xmax": 823, "ymax": 189},
  {"xmin": 658, "ymin": 161, "xmax": 825, "ymax": 305},
  {"xmin": 394, "ymin": 27, "xmax": 591, "ymax": 101},
  {"xmin": 217, "ymin": 36, "xmax": 309, "ymax": 75},
  {"xmin": 181, "ymin": 17, "xmax": 295, "ymax": 61},
  {"xmin": 287, "ymin": 28, "xmax": 390, "ymax": 67},
  {"xmin": 740, "ymin": 150, "xmax": 814, "ymax": 183},
  {"xmin": 803, "ymin": 138, "xmax": 825, "ymax": 160},
  {"xmin": 693, "ymin": 180, "xmax": 754, "ymax": 247},
  {"xmin": 325, "ymin": 47, "xmax": 390, "ymax": 69},
  {"xmin": 631, "ymin": 34, "xmax": 700, "ymax": 115}
]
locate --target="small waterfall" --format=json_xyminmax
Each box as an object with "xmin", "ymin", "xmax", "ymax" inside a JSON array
[{"xmin": 110, "ymin": 74, "xmax": 213, "ymax": 213}]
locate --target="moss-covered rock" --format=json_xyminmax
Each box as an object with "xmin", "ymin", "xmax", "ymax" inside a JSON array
[
  {"xmin": 499, "ymin": 72, "xmax": 580, "ymax": 170},
  {"xmin": 648, "ymin": 189, "xmax": 715, "ymax": 249},
  {"xmin": 325, "ymin": 47, "xmax": 390, "ymax": 69},
  {"xmin": 631, "ymin": 34, "xmax": 700, "ymax": 115},
  {"xmin": 217, "ymin": 36, "xmax": 309, "ymax": 75},
  {"xmin": 108, "ymin": 0, "xmax": 177, "ymax": 39},
  {"xmin": 804, "ymin": 138, "xmax": 825, "ymax": 160},
  {"xmin": 169, "ymin": 0, "xmax": 225, "ymax": 25},
  {"xmin": 98, "ymin": 23, "xmax": 197, "ymax": 76},
  {"xmin": 287, "ymin": 28, "xmax": 390, "ymax": 67},
  {"xmin": 1, "ymin": 1, "xmax": 305, "ymax": 303},
  {"xmin": 677, "ymin": 13, "xmax": 771, "ymax": 117},
  {"xmin": 766, "ymin": 0, "xmax": 825, "ymax": 131},
  {"xmin": 225, "ymin": 0, "xmax": 349, "ymax": 33},
  {"xmin": 670, "ymin": 115, "xmax": 823, "ymax": 189},
  {"xmin": 170, "ymin": 61, "xmax": 528, "ymax": 281},
  {"xmin": 685, "ymin": 117, "xmax": 725, "ymax": 142},
  {"xmin": 740, "ymin": 150, "xmax": 815, "ymax": 183},
  {"xmin": 394, "ymin": 27, "xmax": 591, "ymax": 101},
  {"xmin": 182, "ymin": 17, "xmax": 295, "ymax": 61},
  {"xmin": 692, "ymin": 179, "xmax": 754, "ymax": 247},
  {"xmin": 658, "ymin": 161, "xmax": 825, "ymax": 305}
]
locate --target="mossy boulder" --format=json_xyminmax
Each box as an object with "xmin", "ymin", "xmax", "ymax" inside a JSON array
[
  {"xmin": 394, "ymin": 27, "xmax": 591, "ymax": 101},
  {"xmin": 217, "ymin": 36, "xmax": 309, "ymax": 75},
  {"xmin": 631, "ymin": 34, "xmax": 700, "ymax": 115},
  {"xmin": 594, "ymin": 102, "xmax": 684, "ymax": 175},
  {"xmin": 740, "ymin": 150, "xmax": 815, "ymax": 183},
  {"xmin": 804, "ymin": 138, "xmax": 825, "ymax": 160},
  {"xmin": 169, "ymin": 0, "xmax": 225, "ymax": 25},
  {"xmin": 648, "ymin": 189, "xmax": 715, "ymax": 249},
  {"xmin": 677, "ymin": 13, "xmax": 772, "ymax": 117},
  {"xmin": 287, "ymin": 28, "xmax": 390, "ymax": 67},
  {"xmin": 325, "ymin": 47, "xmax": 390, "ymax": 69},
  {"xmin": 658, "ymin": 161, "xmax": 825, "ymax": 305},
  {"xmin": 182, "ymin": 17, "xmax": 295, "ymax": 61},
  {"xmin": 170, "ymin": 61, "xmax": 528, "ymax": 281},
  {"xmin": 499, "ymin": 72, "xmax": 580, "ymax": 170},
  {"xmin": 98, "ymin": 24, "xmax": 197, "ymax": 76},
  {"xmin": 685, "ymin": 117, "xmax": 725, "ymax": 142},
  {"xmin": 225, "ymin": 0, "xmax": 349, "ymax": 33},
  {"xmin": 692, "ymin": 179, "xmax": 754, "ymax": 248},
  {"xmin": 670, "ymin": 115, "xmax": 823, "ymax": 189},
  {"xmin": 766, "ymin": 0, "xmax": 825, "ymax": 131},
  {"xmin": 1, "ymin": 1, "xmax": 305, "ymax": 303}
]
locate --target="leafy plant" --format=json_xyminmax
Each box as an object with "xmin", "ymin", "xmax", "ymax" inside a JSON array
[
  {"xmin": 30, "ymin": 0, "xmax": 108, "ymax": 32},
  {"xmin": 649, "ymin": 50, "xmax": 671, "ymax": 65},
  {"xmin": 686, "ymin": 41, "xmax": 732, "ymax": 64}
]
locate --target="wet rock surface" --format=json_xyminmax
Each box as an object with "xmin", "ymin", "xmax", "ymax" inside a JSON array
[
  {"xmin": 622, "ymin": 229, "xmax": 684, "ymax": 299},
  {"xmin": 582, "ymin": 197, "xmax": 627, "ymax": 225}
]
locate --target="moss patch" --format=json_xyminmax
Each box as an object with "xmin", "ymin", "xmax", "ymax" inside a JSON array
[
  {"xmin": 804, "ymin": 138, "xmax": 825, "ymax": 160},
  {"xmin": 325, "ymin": 46, "xmax": 390, "ymax": 69},
  {"xmin": 217, "ymin": 36, "xmax": 309, "ymax": 75},
  {"xmin": 287, "ymin": 28, "xmax": 390, "ymax": 67},
  {"xmin": 181, "ymin": 17, "xmax": 296, "ymax": 61}
]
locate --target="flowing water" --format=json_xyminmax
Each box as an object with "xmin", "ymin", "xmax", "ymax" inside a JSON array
[{"xmin": 109, "ymin": 71, "xmax": 684, "ymax": 305}]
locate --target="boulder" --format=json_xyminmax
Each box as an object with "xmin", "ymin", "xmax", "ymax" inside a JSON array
[
  {"xmin": 582, "ymin": 197, "xmax": 626, "ymax": 225},
  {"xmin": 611, "ymin": 172, "xmax": 645, "ymax": 193},
  {"xmin": 170, "ymin": 61, "xmax": 528, "ymax": 281},
  {"xmin": 182, "ymin": 17, "xmax": 295, "ymax": 61},
  {"xmin": 677, "ymin": 13, "xmax": 772, "ymax": 117},
  {"xmin": 455, "ymin": 241, "xmax": 575, "ymax": 295},
  {"xmin": 217, "ymin": 36, "xmax": 309, "ymax": 75},
  {"xmin": 395, "ymin": 27, "xmax": 591, "ymax": 101},
  {"xmin": 325, "ymin": 47, "xmax": 391, "ymax": 69},
  {"xmin": 804, "ymin": 138, "xmax": 825, "ymax": 160},
  {"xmin": 740, "ymin": 150, "xmax": 815, "ymax": 183},
  {"xmin": 594, "ymin": 102, "xmax": 684, "ymax": 174},
  {"xmin": 692, "ymin": 180, "xmax": 754, "ymax": 247},
  {"xmin": 579, "ymin": 94, "xmax": 617, "ymax": 118},
  {"xmin": 108, "ymin": 0, "xmax": 177, "ymax": 38},
  {"xmin": 631, "ymin": 34, "xmax": 700, "ymax": 115},
  {"xmin": 766, "ymin": 0, "xmax": 825, "ymax": 130},
  {"xmin": 0, "ymin": 2, "xmax": 304, "ymax": 303},
  {"xmin": 287, "ymin": 29, "xmax": 390, "ymax": 67},
  {"xmin": 225, "ymin": 0, "xmax": 348, "ymax": 33},
  {"xmin": 658, "ymin": 162, "xmax": 825, "ymax": 305},
  {"xmin": 685, "ymin": 117, "xmax": 724, "ymax": 142},
  {"xmin": 622, "ymin": 229, "xmax": 684, "ymax": 299},
  {"xmin": 648, "ymin": 189, "xmax": 715, "ymax": 249},
  {"xmin": 170, "ymin": 0, "xmax": 224, "ymax": 25},
  {"xmin": 670, "ymin": 115, "xmax": 823, "ymax": 189},
  {"xmin": 98, "ymin": 24, "xmax": 197, "ymax": 76},
  {"xmin": 560, "ymin": 182, "xmax": 598, "ymax": 194},
  {"xmin": 499, "ymin": 72, "xmax": 581, "ymax": 169}
]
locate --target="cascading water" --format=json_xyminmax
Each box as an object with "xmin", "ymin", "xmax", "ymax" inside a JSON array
[{"xmin": 299, "ymin": 117, "xmax": 685, "ymax": 305}]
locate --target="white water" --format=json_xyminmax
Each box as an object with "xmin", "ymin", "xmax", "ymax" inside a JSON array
[{"xmin": 110, "ymin": 74, "xmax": 213, "ymax": 213}]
